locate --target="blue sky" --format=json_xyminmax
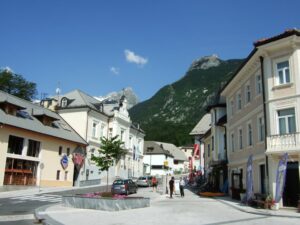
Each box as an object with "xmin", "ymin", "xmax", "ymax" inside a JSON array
[{"xmin": 1, "ymin": 0, "xmax": 300, "ymax": 101}]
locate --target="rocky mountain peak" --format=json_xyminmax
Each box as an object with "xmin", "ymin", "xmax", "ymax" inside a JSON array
[
  {"xmin": 189, "ymin": 54, "xmax": 221, "ymax": 71},
  {"xmin": 96, "ymin": 87, "xmax": 139, "ymax": 109}
]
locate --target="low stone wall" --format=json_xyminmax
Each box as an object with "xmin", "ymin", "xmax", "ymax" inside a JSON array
[{"xmin": 62, "ymin": 196, "xmax": 150, "ymax": 211}]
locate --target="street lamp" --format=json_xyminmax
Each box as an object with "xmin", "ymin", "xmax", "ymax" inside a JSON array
[{"xmin": 147, "ymin": 147, "xmax": 154, "ymax": 175}]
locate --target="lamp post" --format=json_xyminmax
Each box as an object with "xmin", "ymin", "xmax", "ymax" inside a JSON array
[
  {"xmin": 39, "ymin": 163, "xmax": 44, "ymax": 192},
  {"xmin": 147, "ymin": 147, "xmax": 154, "ymax": 175}
]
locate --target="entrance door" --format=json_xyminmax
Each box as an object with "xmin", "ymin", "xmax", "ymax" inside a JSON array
[
  {"xmin": 283, "ymin": 162, "xmax": 300, "ymax": 207},
  {"xmin": 259, "ymin": 164, "xmax": 266, "ymax": 194}
]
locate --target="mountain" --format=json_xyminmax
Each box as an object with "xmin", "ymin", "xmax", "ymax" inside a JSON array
[
  {"xmin": 129, "ymin": 55, "xmax": 244, "ymax": 146},
  {"xmin": 95, "ymin": 87, "xmax": 139, "ymax": 109}
]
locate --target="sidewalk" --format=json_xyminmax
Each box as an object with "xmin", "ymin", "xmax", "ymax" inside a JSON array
[
  {"xmin": 215, "ymin": 196, "xmax": 300, "ymax": 218},
  {"xmin": 35, "ymin": 188, "xmax": 300, "ymax": 225}
]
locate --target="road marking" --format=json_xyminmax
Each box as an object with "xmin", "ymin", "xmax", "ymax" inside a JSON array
[
  {"xmin": 0, "ymin": 214, "xmax": 34, "ymax": 222},
  {"xmin": 10, "ymin": 194, "xmax": 62, "ymax": 203}
]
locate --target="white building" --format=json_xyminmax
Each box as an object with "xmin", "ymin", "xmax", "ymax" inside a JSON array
[
  {"xmin": 41, "ymin": 89, "xmax": 145, "ymax": 186},
  {"xmin": 143, "ymin": 141, "xmax": 187, "ymax": 176}
]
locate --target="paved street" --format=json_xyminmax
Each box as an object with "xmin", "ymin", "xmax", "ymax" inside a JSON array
[
  {"xmin": 38, "ymin": 188, "xmax": 299, "ymax": 225},
  {"xmin": 0, "ymin": 185, "xmax": 111, "ymax": 224}
]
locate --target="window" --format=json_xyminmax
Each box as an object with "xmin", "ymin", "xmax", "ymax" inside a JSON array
[
  {"xmin": 61, "ymin": 98, "xmax": 68, "ymax": 107},
  {"xmin": 231, "ymin": 133, "xmax": 235, "ymax": 152},
  {"xmin": 129, "ymin": 136, "xmax": 133, "ymax": 150},
  {"xmin": 276, "ymin": 61, "xmax": 290, "ymax": 85},
  {"xmin": 239, "ymin": 129, "xmax": 243, "ymax": 149},
  {"xmin": 66, "ymin": 148, "xmax": 70, "ymax": 156},
  {"xmin": 7, "ymin": 135, "xmax": 24, "ymax": 155},
  {"xmin": 56, "ymin": 170, "xmax": 60, "ymax": 180},
  {"xmin": 256, "ymin": 75, "xmax": 262, "ymax": 95},
  {"xmin": 120, "ymin": 129, "xmax": 125, "ymax": 141},
  {"xmin": 100, "ymin": 124, "xmax": 105, "ymax": 138},
  {"xmin": 258, "ymin": 117, "xmax": 265, "ymax": 142},
  {"xmin": 211, "ymin": 136, "xmax": 214, "ymax": 151},
  {"xmin": 59, "ymin": 146, "xmax": 62, "ymax": 155},
  {"xmin": 278, "ymin": 108, "xmax": 296, "ymax": 134},
  {"xmin": 207, "ymin": 144, "xmax": 210, "ymax": 157},
  {"xmin": 237, "ymin": 93, "xmax": 242, "ymax": 110},
  {"xmin": 27, "ymin": 139, "xmax": 41, "ymax": 157},
  {"xmin": 247, "ymin": 123, "xmax": 252, "ymax": 146},
  {"xmin": 92, "ymin": 121, "xmax": 98, "ymax": 138},
  {"xmin": 246, "ymin": 85, "xmax": 251, "ymax": 103},
  {"xmin": 64, "ymin": 171, "xmax": 68, "ymax": 181},
  {"xmin": 230, "ymin": 99, "xmax": 234, "ymax": 117}
]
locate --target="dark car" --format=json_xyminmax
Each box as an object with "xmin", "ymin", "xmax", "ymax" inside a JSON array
[
  {"xmin": 136, "ymin": 176, "xmax": 152, "ymax": 187},
  {"xmin": 111, "ymin": 178, "xmax": 138, "ymax": 195}
]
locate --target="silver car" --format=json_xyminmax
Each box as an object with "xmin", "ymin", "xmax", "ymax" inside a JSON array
[
  {"xmin": 137, "ymin": 176, "xmax": 152, "ymax": 187},
  {"xmin": 111, "ymin": 179, "xmax": 137, "ymax": 195}
]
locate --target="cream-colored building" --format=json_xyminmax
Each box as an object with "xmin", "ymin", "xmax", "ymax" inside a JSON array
[
  {"xmin": 0, "ymin": 90, "xmax": 87, "ymax": 187},
  {"xmin": 221, "ymin": 29, "xmax": 300, "ymax": 207},
  {"xmin": 41, "ymin": 90, "xmax": 145, "ymax": 186}
]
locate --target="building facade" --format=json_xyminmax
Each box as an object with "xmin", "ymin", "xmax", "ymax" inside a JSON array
[
  {"xmin": 41, "ymin": 89, "xmax": 144, "ymax": 186},
  {"xmin": 0, "ymin": 90, "xmax": 87, "ymax": 187},
  {"xmin": 221, "ymin": 29, "xmax": 300, "ymax": 207}
]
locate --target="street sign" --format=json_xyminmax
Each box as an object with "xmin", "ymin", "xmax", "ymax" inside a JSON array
[
  {"xmin": 61, "ymin": 154, "xmax": 69, "ymax": 169},
  {"xmin": 164, "ymin": 160, "xmax": 168, "ymax": 167}
]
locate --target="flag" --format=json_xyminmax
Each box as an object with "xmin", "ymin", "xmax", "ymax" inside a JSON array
[
  {"xmin": 246, "ymin": 155, "xmax": 253, "ymax": 202},
  {"xmin": 194, "ymin": 144, "xmax": 200, "ymax": 159},
  {"xmin": 275, "ymin": 153, "xmax": 288, "ymax": 203}
]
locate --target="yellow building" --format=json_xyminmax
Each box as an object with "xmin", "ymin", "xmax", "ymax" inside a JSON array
[{"xmin": 0, "ymin": 90, "xmax": 87, "ymax": 187}]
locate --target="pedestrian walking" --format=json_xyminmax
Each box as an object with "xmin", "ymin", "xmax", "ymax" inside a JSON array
[
  {"xmin": 169, "ymin": 176, "xmax": 175, "ymax": 198},
  {"xmin": 179, "ymin": 177, "xmax": 185, "ymax": 197},
  {"xmin": 151, "ymin": 176, "xmax": 157, "ymax": 192}
]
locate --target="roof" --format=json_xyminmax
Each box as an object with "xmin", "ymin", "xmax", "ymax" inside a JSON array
[
  {"xmin": 155, "ymin": 141, "xmax": 187, "ymax": 161},
  {"xmin": 221, "ymin": 29, "xmax": 300, "ymax": 95},
  {"xmin": 143, "ymin": 141, "xmax": 173, "ymax": 157},
  {"xmin": 189, "ymin": 113, "xmax": 211, "ymax": 135},
  {"xmin": 144, "ymin": 141, "xmax": 187, "ymax": 161},
  {"xmin": 0, "ymin": 90, "xmax": 88, "ymax": 146},
  {"xmin": 254, "ymin": 29, "xmax": 300, "ymax": 47}
]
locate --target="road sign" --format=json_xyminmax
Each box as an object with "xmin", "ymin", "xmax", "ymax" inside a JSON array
[{"xmin": 61, "ymin": 155, "xmax": 69, "ymax": 169}]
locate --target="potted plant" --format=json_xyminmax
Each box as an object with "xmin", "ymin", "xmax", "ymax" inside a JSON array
[
  {"xmin": 239, "ymin": 189, "xmax": 246, "ymax": 202},
  {"xmin": 266, "ymin": 195, "xmax": 278, "ymax": 210}
]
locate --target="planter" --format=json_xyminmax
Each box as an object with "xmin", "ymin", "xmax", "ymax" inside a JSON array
[
  {"xmin": 62, "ymin": 195, "xmax": 150, "ymax": 211},
  {"xmin": 240, "ymin": 193, "xmax": 246, "ymax": 202},
  {"xmin": 271, "ymin": 203, "xmax": 280, "ymax": 210}
]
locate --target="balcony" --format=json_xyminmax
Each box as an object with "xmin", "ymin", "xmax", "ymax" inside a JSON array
[{"xmin": 267, "ymin": 132, "xmax": 300, "ymax": 154}]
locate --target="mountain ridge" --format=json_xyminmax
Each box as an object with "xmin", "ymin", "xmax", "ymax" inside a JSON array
[{"xmin": 129, "ymin": 55, "xmax": 244, "ymax": 146}]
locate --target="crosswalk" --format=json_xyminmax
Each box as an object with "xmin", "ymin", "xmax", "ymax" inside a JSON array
[{"xmin": 9, "ymin": 194, "xmax": 62, "ymax": 204}]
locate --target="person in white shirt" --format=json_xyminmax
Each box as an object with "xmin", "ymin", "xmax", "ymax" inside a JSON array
[{"xmin": 179, "ymin": 177, "xmax": 185, "ymax": 197}]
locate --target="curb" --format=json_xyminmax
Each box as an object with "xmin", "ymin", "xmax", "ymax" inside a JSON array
[
  {"xmin": 215, "ymin": 198, "xmax": 300, "ymax": 219},
  {"xmin": 34, "ymin": 204, "xmax": 64, "ymax": 225}
]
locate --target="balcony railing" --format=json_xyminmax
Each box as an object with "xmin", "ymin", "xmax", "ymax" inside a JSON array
[{"xmin": 267, "ymin": 132, "xmax": 300, "ymax": 153}]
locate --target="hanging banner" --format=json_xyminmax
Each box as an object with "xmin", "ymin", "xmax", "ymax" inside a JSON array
[
  {"xmin": 246, "ymin": 154, "xmax": 253, "ymax": 202},
  {"xmin": 193, "ymin": 144, "xmax": 200, "ymax": 159},
  {"xmin": 72, "ymin": 146, "xmax": 86, "ymax": 170},
  {"xmin": 133, "ymin": 145, "xmax": 136, "ymax": 161},
  {"xmin": 275, "ymin": 153, "xmax": 288, "ymax": 203}
]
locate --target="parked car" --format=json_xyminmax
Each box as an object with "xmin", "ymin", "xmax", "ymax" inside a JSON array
[
  {"xmin": 137, "ymin": 176, "xmax": 153, "ymax": 187},
  {"xmin": 111, "ymin": 178, "xmax": 138, "ymax": 195}
]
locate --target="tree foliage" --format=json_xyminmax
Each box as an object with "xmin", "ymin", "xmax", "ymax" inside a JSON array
[
  {"xmin": 91, "ymin": 135, "xmax": 127, "ymax": 190},
  {"xmin": 0, "ymin": 69, "xmax": 37, "ymax": 101}
]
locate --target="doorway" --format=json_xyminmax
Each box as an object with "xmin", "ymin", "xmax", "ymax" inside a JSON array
[
  {"xmin": 259, "ymin": 164, "xmax": 266, "ymax": 194},
  {"xmin": 282, "ymin": 162, "xmax": 300, "ymax": 207}
]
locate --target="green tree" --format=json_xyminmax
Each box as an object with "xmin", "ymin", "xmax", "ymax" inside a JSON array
[
  {"xmin": 0, "ymin": 69, "xmax": 37, "ymax": 101},
  {"xmin": 91, "ymin": 135, "xmax": 127, "ymax": 191}
]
